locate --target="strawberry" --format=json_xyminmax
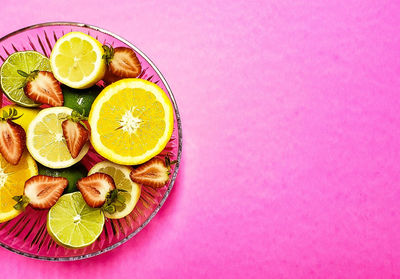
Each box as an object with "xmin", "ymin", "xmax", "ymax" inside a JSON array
[
  {"xmin": 0, "ymin": 108, "xmax": 26, "ymax": 165},
  {"xmin": 77, "ymin": 173, "xmax": 116, "ymax": 208},
  {"xmin": 102, "ymin": 46, "xmax": 141, "ymax": 84},
  {"xmin": 103, "ymin": 70, "xmax": 120, "ymax": 84},
  {"xmin": 130, "ymin": 157, "xmax": 171, "ymax": 188},
  {"xmin": 13, "ymin": 175, "xmax": 68, "ymax": 209},
  {"xmin": 20, "ymin": 70, "xmax": 63, "ymax": 107},
  {"xmin": 61, "ymin": 110, "xmax": 90, "ymax": 158}
]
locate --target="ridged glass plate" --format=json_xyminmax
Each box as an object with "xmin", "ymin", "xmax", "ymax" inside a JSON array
[{"xmin": 0, "ymin": 22, "xmax": 182, "ymax": 261}]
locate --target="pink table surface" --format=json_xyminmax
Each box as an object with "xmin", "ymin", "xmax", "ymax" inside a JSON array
[{"xmin": 1, "ymin": 0, "xmax": 400, "ymax": 278}]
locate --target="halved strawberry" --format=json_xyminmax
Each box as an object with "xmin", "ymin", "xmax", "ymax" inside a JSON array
[
  {"xmin": 81, "ymin": 120, "xmax": 91, "ymax": 136},
  {"xmin": 61, "ymin": 111, "xmax": 89, "ymax": 158},
  {"xmin": 103, "ymin": 46, "xmax": 141, "ymax": 84},
  {"xmin": 77, "ymin": 173, "xmax": 116, "ymax": 208},
  {"xmin": 0, "ymin": 108, "xmax": 26, "ymax": 165},
  {"xmin": 103, "ymin": 70, "xmax": 120, "ymax": 84},
  {"xmin": 130, "ymin": 157, "xmax": 170, "ymax": 188},
  {"xmin": 23, "ymin": 71, "xmax": 63, "ymax": 107},
  {"xmin": 15, "ymin": 175, "xmax": 68, "ymax": 209},
  {"xmin": 62, "ymin": 120, "xmax": 89, "ymax": 158}
]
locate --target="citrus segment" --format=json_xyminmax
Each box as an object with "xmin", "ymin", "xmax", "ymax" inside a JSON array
[
  {"xmin": 47, "ymin": 192, "xmax": 104, "ymax": 248},
  {"xmin": 62, "ymin": 85, "xmax": 101, "ymax": 116},
  {"xmin": 88, "ymin": 79, "xmax": 174, "ymax": 165},
  {"xmin": 0, "ymin": 151, "xmax": 38, "ymax": 222},
  {"xmin": 88, "ymin": 161, "xmax": 141, "ymax": 219},
  {"xmin": 0, "ymin": 51, "xmax": 51, "ymax": 107},
  {"xmin": 50, "ymin": 32, "xmax": 105, "ymax": 89},
  {"xmin": 26, "ymin": 107, "xmax": 89, "ymax": 168}
]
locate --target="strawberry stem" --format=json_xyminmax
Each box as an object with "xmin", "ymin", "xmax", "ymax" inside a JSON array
[
  {"xmin": 79, "ymin": 121, "xmax": 89, "ymax": 130},
  {"xmin": 102, "ymin": 44, "xmax": 115, "ymax": 65},
  {"xmin": 0, "ymin": 108, "xmax": 23, "ymax": 121},
  {"xmin": 17, "ymin": 69, "xmax": 40, "ymax": 89},
  {"xmin": 17, "ymin": 69, "xmax": 39, "ymax": 79},
  {"xmin": 102, "ymin": 189, "xmax": 127, "ymax": 214},
  {"xmin": 70, "ymin": 110, "xmax": 88, "ymax": 122},
  {"xmin": 12, "ymin": 195, "xmax": 30, "ymax": 210},
  {"xmin": 165, "ymin": 155, "xmax": 178, "ymax": 170},
  {"xmin": 60, "ymin": 110, "xmax": 88, "ymax": 128},
  {"xmin": 17, "ymin": 70, "xmax": 29, "ymax": 78}
]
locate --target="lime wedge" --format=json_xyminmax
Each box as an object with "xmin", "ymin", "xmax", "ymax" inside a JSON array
[
  {"xmin": 47, "ymin": 192, "xmax": 104, "ymax": 248},
  {"xmin": 0, "ymin": 51, "xmax": 51, "ymax": 107}
]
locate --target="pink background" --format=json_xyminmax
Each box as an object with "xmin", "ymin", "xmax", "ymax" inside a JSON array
[{"xmin": 1, "ymin": 0, "xmax": 400, "ymax": 278}]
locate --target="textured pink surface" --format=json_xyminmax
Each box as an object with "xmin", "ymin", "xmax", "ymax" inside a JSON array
[{"xmin": 1, "ymin": 0, "xmax": 400, "ymax": 278}]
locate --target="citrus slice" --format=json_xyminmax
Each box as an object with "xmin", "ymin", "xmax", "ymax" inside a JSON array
[
  {"xmin": 47, "ymin": 192, "xmax": 104, "ymax": 248},
  {"xmin": 88, "ymin": 161, "xmax": 141, "ymax": 219},
  {"xmin": 0, "ymin": 105, "xmax": 40, "ymax": 131},
  {"xmin": 0, "ymin": 51, "xmax": 51, "ymax": 107},
  {"xmin": 26, "ymin": 107, "xmax": 90, "ymax": 168},
  {"xmin": 0, "ymin": 151, "xmax": 38, "ymax": 222},
  {"xmin": 50, "ymin": 32, "xmax": 106, "ymax": 89},
  {"xmin": 62, "ymin": 85, "xmax": 101, "ymax": 116},
  {"xmin": 88, "ymin": 78, "xmax": 174, "ymax": 165}
]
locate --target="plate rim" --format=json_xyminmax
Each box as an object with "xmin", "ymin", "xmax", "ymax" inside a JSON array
[{"xmin": 0, "ymin": 21, "xmax": 183, "ymax": 261}]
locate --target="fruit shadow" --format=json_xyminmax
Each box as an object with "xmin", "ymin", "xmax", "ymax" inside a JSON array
[{"xmin": 53, "ymin": 152, "xmax": 185, "ymax": 268}]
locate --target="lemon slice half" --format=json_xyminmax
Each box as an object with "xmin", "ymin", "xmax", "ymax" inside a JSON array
[
  {"xmin": 50, "ymin": 32, "xmax": 105, "ymax": 89},
  {"xmin": 26, "ymin": 107, "xmax": 89, "ymax": 168}
]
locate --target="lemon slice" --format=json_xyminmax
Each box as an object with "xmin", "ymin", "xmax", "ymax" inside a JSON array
[
  {"xmin": 26, "ymin": 107, "xmax": 90, "ymax": 168},
  {"xmin": 0, "ymin": 151, "xmax": 37, "ymax": 222},
  {"xmin": 47, "ymin": 192, "xmax": 104, "ymax": 248},
  {"xmin": 88, "ymin": 161, "xmax": 141, "ymax": 219},
  {"xmin": 89, "ymin": 79, "xmax": 174, "ymax": 165},
  {"xmin": 50, "ymin": 32, "xmax": 106, "ymax": 89}
]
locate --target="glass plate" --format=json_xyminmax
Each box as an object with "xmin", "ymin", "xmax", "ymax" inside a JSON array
[{"xmin": 0, "ymin": 22, "xmax": 182, "ymax": 261}]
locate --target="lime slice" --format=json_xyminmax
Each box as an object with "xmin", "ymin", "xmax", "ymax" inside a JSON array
[
  {"xmin": 88, "ymin": 161, "xmax": 141, "ymax": 219},
  {"xmin": 0, "ymin": 51, "xmax": 51, "ymax": 107},
  {"xmin": 47, "ymin": 192, "xmax": 104, "ymax": 248},
  {"xmin": 26, "ymin": 107, "xmax": 90, "ymax": 169},
  {"xmin": 62, "ymin": 85, "xmax": 101, "ymax": 117}
]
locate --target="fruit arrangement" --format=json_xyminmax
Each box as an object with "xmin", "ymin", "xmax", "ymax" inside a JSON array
[{"xmin": 0, "ymin": 32, "xmax": 175, "ymax": 249}]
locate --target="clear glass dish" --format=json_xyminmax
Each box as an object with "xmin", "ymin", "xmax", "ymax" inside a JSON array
[{"xmin": 0, "ymin": 22, "xmax": 182, "ymax": 261}]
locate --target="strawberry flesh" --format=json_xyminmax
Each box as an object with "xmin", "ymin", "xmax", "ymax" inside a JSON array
[
  {"xmin": 0, "ymin": 120, "xmax": 26, "ymax": 165},
  {"xmin": 103, "ymin": 69, "xmax": 120, "ymax": 84},
  {"xmin": 24, "ymin": 175, "xmax": 68, "ymax": 209},
  {"xmin": 130, "ymin": 157, "xmax": 169, "ymax": 188},
  {"xmin": 62, "ymin": 119, "xmax": 89, "ymax": 158},
  {"xmin": 77, "ymin": 173, "xmax": 116, "ymax": 208},
  {"xmin": 104, "ymin": 47, "xmax": 141, "ymax": 84},
  {"xmin": 24, "ymin": 71, "xmax": 63, "ymax": 107}
]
